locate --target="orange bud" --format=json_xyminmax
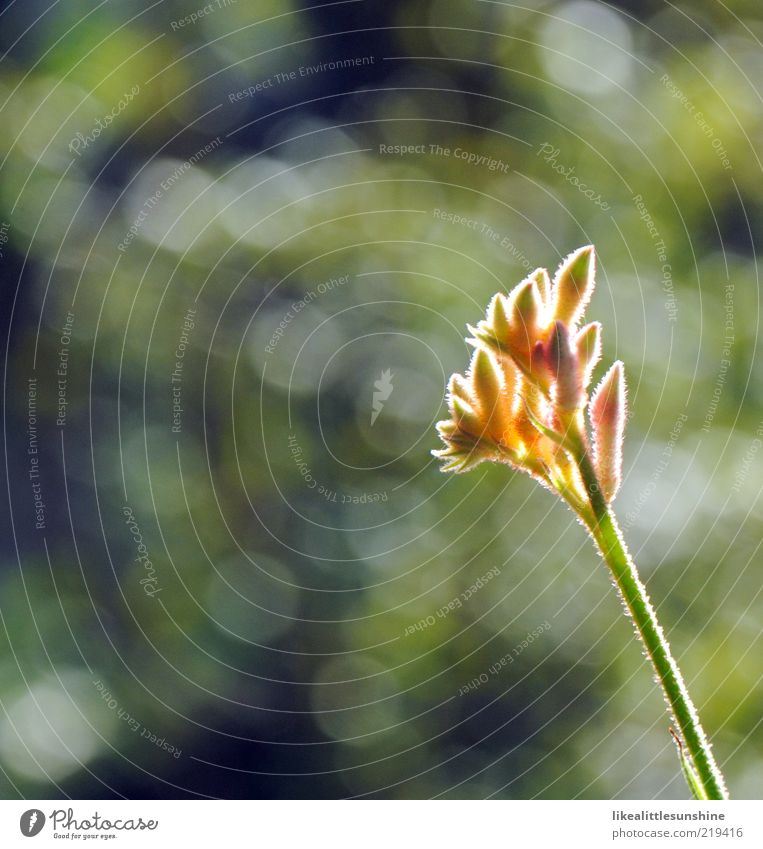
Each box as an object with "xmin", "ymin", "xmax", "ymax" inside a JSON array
[
  {"xmin": 507, "ymin": 277, "xmax": 544, "ymax": 362},
  {"xmin": 551, "ymin": 245, "xmax": 595, "ymax": 326},
  {"xmin": 589, "ymin": 361, "xmax": 627, "ymax": 502},
  {"xmin": 470, "ymin": 346, "xmax": 500, "ymax": 398},
  {"xmin": 514, "ymin": 376, "xmax": 547, "ymax": 452},
  {"xmin": 469, "ymin": 348, "xmax": 512, "ymax": 444},
  {"xmin": 511, "ymin": 278, "xmax": 542, "ymax": 332},
  {"xmin": 497, "ymin": 346, "xmax": 519, "ymax": 402}
]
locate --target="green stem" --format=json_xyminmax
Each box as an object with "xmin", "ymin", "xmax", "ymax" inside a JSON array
[{"xmin": 575, "ymin": 448, "xmax": 729, "ymax": 800}]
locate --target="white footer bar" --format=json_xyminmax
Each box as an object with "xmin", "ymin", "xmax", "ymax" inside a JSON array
[{"xmin": 1, "ymin": 799, "xmax": 761, "ymax": 848}]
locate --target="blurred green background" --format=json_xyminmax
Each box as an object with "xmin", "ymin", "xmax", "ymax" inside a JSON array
[{"xmin": 0, "ymin": 0, "xmax": 761, "ymax": 799}]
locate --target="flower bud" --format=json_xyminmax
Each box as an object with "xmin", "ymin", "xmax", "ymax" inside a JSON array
[
  {"xmin": 469, "ymin": 348, "xmax": 514, "ymax": 444},
  {"xmin": 530, "ymin": 267, "xmax": 551, "ymax": 308},
  {"xmin": 450, "ymin": 395, "xmax": 484, "ymax": 438},
  {"xmin": 436, "ymin": 420, "xmax": 459, "ymax": 441},
  {"xmin": 530, "ymin": 340, "xmax": 551, "ymax": 384},
  {"xmin": 448, "ymin": 373, "xmax": 472, "ymax": 403},
  {"xmin": 431, "ymin": 433, "xmax": 494, "ymax": 473},
  {"xmin": 508, "ymin": 278, "xmax": 543, "ymax": 356},
  {"xmin": 575, "ymin": 321, "xmax": 602, "ymax": 387},
  {"xmin": 589, "ymin": 361, "xmax": 627, "ymax": 502},
  {"xmin": 434, "ymin": 246, "xmax": 620, "ymax": 508},
  {"xmin": 487, "ymin": 293, "xmax": 511, "ymax": 343},
  {"xmin": 547, "ymin": 321, "xmax": 583, "ymax": 411},
  {"xmin": 514, "ymin": 377, "xmax": 547, "ymax": 455},
  {"xmin": 551, "ymin": 245, "xmax": 595, "ymax": 326}
]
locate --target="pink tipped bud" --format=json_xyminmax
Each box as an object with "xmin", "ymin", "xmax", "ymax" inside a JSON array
[
  {"xmin": 575, "ymin": 321, "xmax": 602, "ymax": 387},
  {"xmin": 530, "ymin": 340, "xmax": 547, "ymax": 375},
  {"xmin": 551, "ymin": 245, "xmax": 596, "ymax": 326},
  {"xmin": 547, "ymin": 321, "xmax": 583, "ymax": 411},
  {"xmin": 528, "ymin": 339, "xmax": 554, "ymax": 394},
  {"xmin": 589, "ymin": 361, "xmax": 627, "ymax": 502}
]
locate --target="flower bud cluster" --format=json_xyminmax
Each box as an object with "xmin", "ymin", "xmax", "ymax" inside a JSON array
[{"xmin": 433, "ymin": 246, "xmax": 627, "ymax": 506}]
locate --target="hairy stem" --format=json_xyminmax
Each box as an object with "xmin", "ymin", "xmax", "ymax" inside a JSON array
[{"xmin": 575, "ymin": 448, "xmax": 728, "ymax": 800}]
